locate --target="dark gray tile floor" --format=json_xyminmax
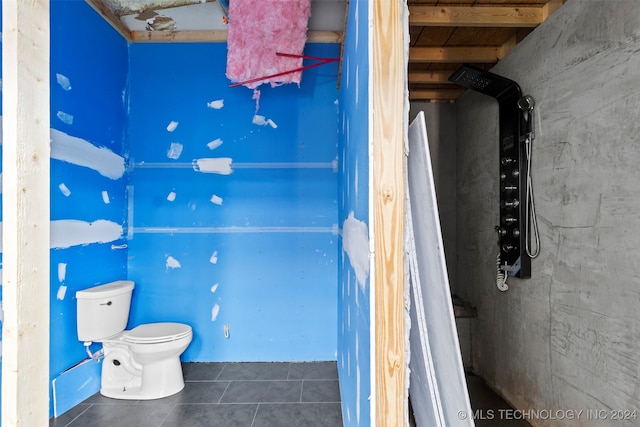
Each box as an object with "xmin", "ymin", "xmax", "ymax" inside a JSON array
[
  {"xmin": 465, "ymin": 373, "xmax": 531, "ymax": 427},
  {"xmin": 408, "ymin": 373, "xmax": 532, "ymax": 427},
  {"xmin": 50, "ymin": 362, "xmax": 343, "ymax": 427}
]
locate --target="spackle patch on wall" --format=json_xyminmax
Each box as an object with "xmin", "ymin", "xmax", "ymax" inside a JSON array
[
  {"xmin": 211, "ymin": 283, "xmax": 219, "ymax": 293},
  {"xmin": 209, "ymin": 251, "xmax": 219, "ymax": 264},
  {"xmin": 57, "ymin": 111, "xmax": 74, "ymax": 125},
  {"xmin": 342, "ymin": 211, "xmax": 370, "ymax": 290},
  {"xmin": 50, "ymin": 219, "xmax": 123, "ymax": 249},
  {"xmin": 167, "ymin": 142, "xmax": 183, "ymax": 160},
  {"xmin": 207, "ymin": 138, "xmax": 223, "ymax": 150},
  {"xmin": 58, "ymin": 263, "xmax": 67, "ymax": 282},
  {"xmin": 165, "ymin": 255, "xmax": 181, "ymax": 269},
  {"xmin": 252, "ymin": 115, "xmax": 278, "ymax": 128},
  {"xmin": 167, "ymin": 191, "xmax": 177, "ymax": 202},
  {"xmin": 211, "ymin": 304, "xmax": 220, "ymax": 321},
  {"xmin": 102, "ymin": 191, "xmax": 110, "ymax": 204},
  {"xmin": 50, "ymin": 128, "xmax": 126, "ymax": 179},
  {"xmin": 57, "ymin": 285, "xmax": 68, "ymax": 301},
  {"xmin": 210, "ymin": 195, "xmax": 223, "ymax": 205},
  {"xmin": 207, "ymin": 99, "xmax": 224, "ymax": 109},
  {"xmin": 193, "ymin": 158, "xmax": 233, "ymax": 175},
  {"xmin": 166, "ymin": 121, "xmax": 179, "ymax": 132},
  {"xmin": 58, "ymin": 183, "xmax": 71, "ymax": 197},
  {"xmin": 56, "ymin": 73, "xmax": 72, "ymax": 91}
]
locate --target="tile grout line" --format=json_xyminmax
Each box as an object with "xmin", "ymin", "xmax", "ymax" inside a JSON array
[
  {"xmin": 64, "ymin": 403, "xmax": 93, "ymax": 427},
  {"xmin": 250, "ymin": 403, "xmax": 260, "ymax": 427},
  {"xmin": 156, "ymin": 403, "xmax": 177, "ymax": 427},
  {"xmin": 215, "ymin": 362, "xmax": 227, "ymax": 381},
  {"xmin": 218, "ymin": 380, "xmax": 233, "ymax": 404}
]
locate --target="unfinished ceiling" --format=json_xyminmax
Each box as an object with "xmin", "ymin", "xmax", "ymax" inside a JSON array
[{"xmin": 87, "ymin": 0, "xmax": 566, "ymax": 101}]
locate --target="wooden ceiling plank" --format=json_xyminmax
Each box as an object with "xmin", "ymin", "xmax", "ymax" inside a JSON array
[
  {"xmin": 85, "ymin": 0, "xmax": 132, "ymax": 41},
  {"xmin": 408, "ymin": 5, "xmax": 543, "ymax": 27},
  {"xmin": 542, "ymin": 0, "xmax": 564, "ymax": 20},
  {"xmin": 409, "ymin": 89, "xmax": 463, "ymax": 101},
  {"xmin": 499, "ymin": 34, "xmax": 517, "ymax": 58},
  {"xmin": 409, "ymin": 46, "xmax": 502, "ymax": 62},
  {"xmin": 408, "ymin": 70, "xmax": 455, "ymax": 83},
  {"xmin": 130, "ymin": 30, "xmax": 342, "ymax": 43}
]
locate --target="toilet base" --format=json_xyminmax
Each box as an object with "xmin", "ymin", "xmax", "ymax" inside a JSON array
[
  {"xmin": 101, "ymin": 342, "xmax": 187, "ymax": 400},
  {"xmin": 100, "ymin": 382, "xmax": 184, "ymax": 400}
]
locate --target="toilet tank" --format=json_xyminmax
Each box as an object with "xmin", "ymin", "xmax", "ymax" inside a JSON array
[{"xmin": 76, "ymin": 280, "xmax": 135, "ymax": 342}]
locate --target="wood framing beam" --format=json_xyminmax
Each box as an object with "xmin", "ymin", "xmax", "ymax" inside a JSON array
[
  {"xmin": 131, "ymin": 30, "xmax": 228, "ymax": 42},
  {"xmin": 373, "ymin": 0, "xmax": 406, "ymax": 426},
  {"xmin": 408, "ymin": 70, "xmax": 455, "ymax": 84},
  {"xmin": 409, "ymin": 89, "xmax": 464, "ymax": 101},
  {"xmin": 130, "ymin": 29, "xmax": 342, "ymax": 43},
  {"xmin": 1, "ymin": 0, "xmax": 51, "ymax": 425},
  {"xmin": 409, "ymin": 46, "xmax": 503, "ymax": 63},
  {"xmin": 500, "ymin": 34, "xmax": 517, "ymax": 59},
  {"xmin": 542, "ymin": 0, "xmax": 564, "ymax": 20},
  {"xmin": 85, "ymin": 0, "xmax": 132, "ymax": 41},
  {"xmin": 408, "ymin": 5, "xmax": 544, "ymax": 27}
]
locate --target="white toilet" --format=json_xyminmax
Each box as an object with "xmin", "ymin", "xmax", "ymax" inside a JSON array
[{"xmin": 76, "ymin": 280, "xmax": 193, "ymax": 400}]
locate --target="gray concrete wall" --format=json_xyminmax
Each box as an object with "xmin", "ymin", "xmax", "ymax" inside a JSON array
[
  {"xmin": 410, "ymin": 103, "xmax": 458, "ymax": 292},
  {"xmin": 455, "ymin": 1, "xmax": 640, "ymax": 425}
]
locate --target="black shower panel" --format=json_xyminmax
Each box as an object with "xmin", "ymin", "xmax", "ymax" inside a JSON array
[{"xmin": 449, "ymin": 64, "xmax": 531, "ymax": 278}]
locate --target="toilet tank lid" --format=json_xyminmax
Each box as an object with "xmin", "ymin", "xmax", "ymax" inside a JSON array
[{"xmin": 76, "ymin": 280, "xmax": 135, "ymax": 299}]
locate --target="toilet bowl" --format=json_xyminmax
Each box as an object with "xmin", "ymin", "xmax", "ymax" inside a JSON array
[{"xmin": 76, "ymin": 281, "xmax": 193, "ymax": 400}]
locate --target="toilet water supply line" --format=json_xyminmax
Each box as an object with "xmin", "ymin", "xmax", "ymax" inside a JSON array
[{"xmin": 84, "ymin": 341, "xmax": 104, "ymax": 362}]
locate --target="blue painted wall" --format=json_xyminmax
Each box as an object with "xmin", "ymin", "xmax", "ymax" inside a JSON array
[
  {"xmin": 49, "ymin": 0, "xmax": 129, "ymax": 374},
  {"xmin": 127, "ymin": 43, "xmax": 340, "ymax": 362},
  {"xmin": 337, "ymin": 0, "xmax": 371, "ymax": 425}
]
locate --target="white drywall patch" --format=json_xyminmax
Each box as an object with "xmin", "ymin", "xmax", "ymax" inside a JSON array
[
  {"xmin": 166, "ymin": 121, "xmax": 179, "ymax": 132},
  {"xmin": 193, "ymin": 158, "xmax": 233, "ymax": 175},
  {"xmin": 57, "ymin": 111, "xmax": 74, "ymax": 125},
  {"xmin": 50, "ymin": 219, "xmax": 123, "ymax": 249},
  {"xmin": 342, "ymin": 211, "xmax": 370, "ymax": 289},
  {"xmin": 209, "ymin": 251, "xmax": 218, "ymax": 264},
  {"xmin": 252, "ymin": 115, "xmax": 277, "ymax": 128},
  {"xmin": 166, "ymin": 255, "xmax": 181, "ymax": 269},
  {"xmin": 58, "ymin": 263, "xmax": 67, "ymax": 283},
  {"xmin": 211, "ymin": 304, "xmax": 220, "ymax": 321},
  {"xmin": 101, "ymin": 191, "xmax": 110, "ymax": 204},
  {"xmin": 207, "ymin": 99, "xmax": 224, "ymax": 109},
  {"xmin": 56, "ymin": 73, "xmax": 72, "ymax": 91},
  {"xmin": 167, "ymin": 191, "xmax": 177, "ymax": 202},
  {"xmin": 56, "ymin": 285, "xmax": 67, "ymax": 301},
  {"xmin": 211, "ymin": 283, "xmax": 219, "ymax": 293},
  {"xmin": 167, "ymin": 142, "xmax": 183, "ymax": 160},
  {"xmin": 50, "ymin": 128, "xmax": 125, "ymax": 179},
  {"xmin": 58, "ymin": 183, "xmax": 71, "ymax": 197},
  {"xmin": 210, "ymin": 195, "xmax": 223, "ymax": 205},
  {"xmin": 207, "ymin": 138, "xmax": 223, "ymax": 150}
]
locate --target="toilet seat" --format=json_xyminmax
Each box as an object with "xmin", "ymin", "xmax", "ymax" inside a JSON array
[{"xmin": 123, "ymin": 322, "xmax": 192, "ymax": 344}]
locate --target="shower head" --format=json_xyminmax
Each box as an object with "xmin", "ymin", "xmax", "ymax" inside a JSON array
[
  {"xmin": 448, "ymin": 63, "xmax": 521, "ymax": 101},
  {"xmin": 517, "ymin": 95, "xmax": 535, "ymax": 112}
]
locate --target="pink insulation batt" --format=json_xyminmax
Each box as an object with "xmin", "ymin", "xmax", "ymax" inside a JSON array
[{"xmin": 226, "ymin": 0, "xmax": 312, "ymax": 89}]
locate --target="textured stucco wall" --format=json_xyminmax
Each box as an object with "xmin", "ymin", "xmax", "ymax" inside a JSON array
[{"xmin": 456, "ymin": 1, "xmax": 640, "ymax": 425}]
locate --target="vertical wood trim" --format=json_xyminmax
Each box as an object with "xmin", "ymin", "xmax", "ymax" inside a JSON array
[
  {"xmin": 1, "ymin": 0, "xmax": 51, "ymax": 425},
  {"xmin": 372, "ymin": 0, "xmax": 406, "ymax": 425}
]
